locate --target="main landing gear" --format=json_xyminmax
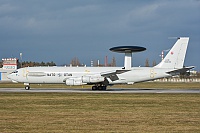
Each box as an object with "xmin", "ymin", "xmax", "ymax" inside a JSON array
[{"xmin": 92, "ymin": 85, "xmax": 107, "ymax": 90}]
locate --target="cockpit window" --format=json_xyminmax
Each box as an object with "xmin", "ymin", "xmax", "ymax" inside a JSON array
[{"xmin": 12, "ymin": 70, "xmax": 18, "ymax": 74}]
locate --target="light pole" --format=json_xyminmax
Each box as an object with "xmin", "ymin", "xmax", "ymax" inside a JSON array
[{"xmin": 20, "ymin": 53, "xmax": 22, "ymax": 68}]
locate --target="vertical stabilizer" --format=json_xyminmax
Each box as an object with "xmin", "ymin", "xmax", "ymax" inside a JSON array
[{"xmin": 155, "ymin": 37, "xmax": 189, "ymax": 69}]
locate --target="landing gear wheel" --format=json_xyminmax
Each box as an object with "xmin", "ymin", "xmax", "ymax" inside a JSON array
[
  {"xmin": 99, "ymin": 86, "xmax": 107, "ymax": 90},
  {"xmin": 97, "ymin": 86, "xmax": 101, "ymax": 90},
  {"xmin": 92, "ymin": 86, "xmax": 97, "ymax": 90},
  {"xmin": 92, "ymin": 85, "xmax": 107, "ymax": 91},
  {"xmin": 102, "ymin": 86, "xmax": 107, "ymax": 90},
  {"xmin": 25, "ymin": 86, "xmax": 30, "ymax": 90}
]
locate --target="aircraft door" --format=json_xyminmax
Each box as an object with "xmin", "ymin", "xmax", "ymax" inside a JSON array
[
  {"xmin": 22, "ymin": 68, "xmax": 29, "ymax": 82},
  {"xmin": 150, "ymin": 69, "xmax": 154, "ymax": 78},
  {"xmin": 150, "ymin": 69, "xmax": 157, "ymax": 78}
]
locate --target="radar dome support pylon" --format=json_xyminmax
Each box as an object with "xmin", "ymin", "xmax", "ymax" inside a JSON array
[
  {"xmin": 110, "ymin": 46, "xmax": 146, "ymax": 69},
  {"xmin": 124, "ymin": 52, "xmax": 132, "ymax": 69}
]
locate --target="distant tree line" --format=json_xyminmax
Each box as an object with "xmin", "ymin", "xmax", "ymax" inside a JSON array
[
  {"xmin": 21, "ymin": 61, "xmax": 56, "ymax": 67},
  {"xmin": 145, "ymin": 58, "xmax": 157, "ymax": 67},
  {"xmin": 69, "ymin": 57, "xmax": 116, "ymax": 67}
]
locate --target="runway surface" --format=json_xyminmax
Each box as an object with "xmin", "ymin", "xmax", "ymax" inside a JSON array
[{"xmin": 0, "ymin": 88, "xmax": 199, "ymax": 93}]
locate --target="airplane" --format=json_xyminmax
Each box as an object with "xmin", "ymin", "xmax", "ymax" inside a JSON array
[{"xmin": 7, "ymin": 37, "xmax": 194, "ymax": 90}]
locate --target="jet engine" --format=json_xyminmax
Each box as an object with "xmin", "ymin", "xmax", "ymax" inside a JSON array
[
  {"xmin": 82, "ymin": 76, "xmax": 104, "ymax": 83},
  {"xmin": 64, "ymin": 76, "xmax": 105, "ymax": 86},
  {"xmin": 65, "ymin": 78, "xmax": 86, "ymax": 85}
]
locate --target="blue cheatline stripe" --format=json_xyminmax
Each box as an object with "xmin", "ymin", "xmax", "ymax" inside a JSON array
[{"xmin": 0, "ymin": 72, "xmax": 1, "ymax": 80}]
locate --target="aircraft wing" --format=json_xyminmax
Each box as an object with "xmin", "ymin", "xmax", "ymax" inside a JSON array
[
  {"xmin": 101, "ymin": 69, "xmax": 130, "ymax": 81},
  {"xmin": 166, "ymin": 66, "xmax": 195, "ymax": 74}
]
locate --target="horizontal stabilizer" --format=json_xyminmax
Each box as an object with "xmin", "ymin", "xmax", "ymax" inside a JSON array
[{"xmin": 166, "ymin": 66, "xmax": 195, "ymax": 74}]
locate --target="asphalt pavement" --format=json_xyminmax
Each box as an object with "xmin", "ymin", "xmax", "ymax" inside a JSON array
[{"xmin": 0, "ymin": 88, "xmax": 199, "ymax": 93}]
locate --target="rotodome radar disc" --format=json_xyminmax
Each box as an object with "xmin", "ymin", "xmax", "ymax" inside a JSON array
[{"xmin": 109, "ymin": 46, "xmax": 146, "ymax": 53}]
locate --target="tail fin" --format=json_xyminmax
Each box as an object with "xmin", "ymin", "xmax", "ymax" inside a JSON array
[{"xmin": 155, "ymin": 37, "xmax": 189, "ymax": 69}]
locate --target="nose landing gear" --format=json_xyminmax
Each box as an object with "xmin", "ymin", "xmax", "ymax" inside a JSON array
[
  {"xmin": 24, "ymin": 83, "xmax": 30, "ymax": 90},
  {"xmin": 25, "ymin": 86, "xmax": 30, "ymax": 90}
]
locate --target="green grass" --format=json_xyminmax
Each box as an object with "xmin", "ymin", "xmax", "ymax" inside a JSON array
[
  {"xmin": 0, "ymin": 93, "xmax": 199, "ymax": 132},
  {"xmin": 114, "ymin": 82, "xmax": 200, "ymax": 89},
  {"xmin": 0, "ymin": 82, "xmax": 199, "ymax": 89}
]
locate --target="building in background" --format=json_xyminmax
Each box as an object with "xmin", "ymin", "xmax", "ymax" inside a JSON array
[{"xmin": 0, "ymin": 58, "xmax": 18, "ymax": 82}]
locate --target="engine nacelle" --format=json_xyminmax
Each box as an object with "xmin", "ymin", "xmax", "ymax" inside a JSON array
[
  {"xmin": 65, "ymin": 79, "xmax": 86, "ymax": 86},
  {"xmin": 82, "ymin": 76, "xmax": 104, "ymax": 83}
]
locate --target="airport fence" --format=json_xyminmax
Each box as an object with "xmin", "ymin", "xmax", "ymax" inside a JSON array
[{"xmin": 154, "ymin": 78, "xmax": 200, "ymax": 83}]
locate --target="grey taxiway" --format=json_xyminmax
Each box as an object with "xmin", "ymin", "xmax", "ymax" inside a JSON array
[{"xmin": 0, "ymin": 88, "xmax": 199, "ymax": 93}]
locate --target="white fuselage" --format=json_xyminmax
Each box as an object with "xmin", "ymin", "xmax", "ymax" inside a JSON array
[
  {"xmin": 8, "ymin": 66, "xmax": 172, "ymax": 85},
  {"xmin": 6, "ymin": 37, "xmax": 191, "ymax": 90}
]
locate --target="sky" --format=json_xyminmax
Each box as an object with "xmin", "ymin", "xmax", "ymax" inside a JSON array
[{"xmin": 0, "ymin": 0, "xmax": 200, "ymax": 70}]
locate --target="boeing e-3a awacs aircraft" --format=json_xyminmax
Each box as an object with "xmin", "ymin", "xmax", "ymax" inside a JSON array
[{"xmin": 7, "ymin": 37, "xmax": 194, "ymax": 90}]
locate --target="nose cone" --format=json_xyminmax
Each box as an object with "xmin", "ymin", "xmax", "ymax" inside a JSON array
[{"xmin": 7, "ymin": 73, "xmax": 18, "ymax": 83}]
